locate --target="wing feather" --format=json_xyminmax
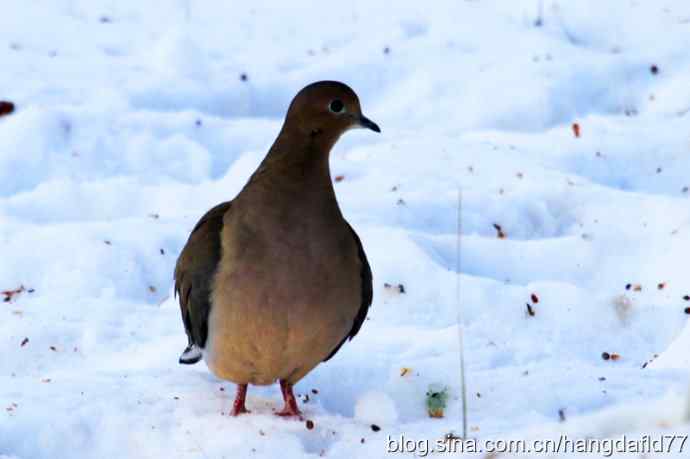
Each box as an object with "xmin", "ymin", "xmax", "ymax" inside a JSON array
[
  {"xmin": 323, "ymin": 222, "xmax": 373, "ymax": 361},
  {"xmin": 174, "ymin": 201, "xmax": 231, "ymax": 363}
]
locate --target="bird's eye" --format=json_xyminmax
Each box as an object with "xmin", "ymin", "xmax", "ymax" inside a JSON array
[{"xmin": 329, "ymin": 99, "xmax": 344, "ymax": 113}]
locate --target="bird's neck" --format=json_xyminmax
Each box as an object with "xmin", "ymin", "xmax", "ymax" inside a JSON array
[{"xmin": 241, "ymin": 126, "xmax": 342, "ymax": 211}]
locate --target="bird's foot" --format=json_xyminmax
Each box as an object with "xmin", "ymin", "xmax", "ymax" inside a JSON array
[
  {"xmin": 274, "ymin": 405, "xmax": 302, "ymax": 418},
  {"xmin": 274, "ymin": 395, "xmax": 302, "ymax": 418},
  {"xmin": 275, "ymin": 379, "xmax": 303, "ymax": 419},
  {"xmin": 229, "ymin": 383, "xmax": 250, "ymax": 417},
  {"xmin": 230, "ymin": 404, "xmax": 251, "ymax": 416}
]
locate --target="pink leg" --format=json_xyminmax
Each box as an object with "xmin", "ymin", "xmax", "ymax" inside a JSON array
[
  {"xmin": 275, "ymin": 379, "xmax": 302, "ymax": 418},
  {"xmin": 229, "ymin": 384, "xmax": 250, "ymax": 416}
]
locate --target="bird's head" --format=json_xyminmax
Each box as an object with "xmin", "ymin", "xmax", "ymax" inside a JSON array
[{"xmin": 284, "ymin": 81, "xmax": 380, "ymax": 140}]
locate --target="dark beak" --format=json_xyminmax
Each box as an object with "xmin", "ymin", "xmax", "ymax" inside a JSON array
[{"xmin": 359, "ymin": 115, "xmax": 381, "ymax": 133}]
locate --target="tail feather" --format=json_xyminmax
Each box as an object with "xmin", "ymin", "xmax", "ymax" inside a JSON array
[{"xmin": 179, "ymin": 344, "xmax": 203, "ymax": 364}]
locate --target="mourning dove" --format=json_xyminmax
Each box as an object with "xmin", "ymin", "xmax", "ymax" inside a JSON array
[{"xmin": 174, "ymin": 81, "xmax": 378, "ymax": 417}]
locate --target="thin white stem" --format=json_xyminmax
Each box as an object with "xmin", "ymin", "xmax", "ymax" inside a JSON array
[{"xmin": 457, "ymin": 189, "xmax": 468, "ymax": 439}]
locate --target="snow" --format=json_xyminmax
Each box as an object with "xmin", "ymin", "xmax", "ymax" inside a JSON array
[
  {"xmin": 354, "ymin": 391, "xmax": 399, "ymax": 427},
  {"xmin": 2, "ymin": 0, "xmax": 690, "ymax": 457}
]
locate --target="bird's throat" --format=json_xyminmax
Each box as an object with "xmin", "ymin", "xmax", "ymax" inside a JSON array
[{"xmin": 245, "ymin": 128, "xmax": 340, "ymax": 202}]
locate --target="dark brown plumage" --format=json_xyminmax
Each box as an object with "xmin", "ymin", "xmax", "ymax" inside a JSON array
[{"xmin": 174, "ymin": 81, "xmax": 378, "ymax": 417}]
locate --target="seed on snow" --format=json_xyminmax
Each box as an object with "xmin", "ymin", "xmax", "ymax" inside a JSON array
[
  {"xmin": 572, "ymin": 123, "xmax": 581, "ymax": 138},
  {"xmin": 526, "ymin": 304, "xmax": 536, "ymax": 317}
]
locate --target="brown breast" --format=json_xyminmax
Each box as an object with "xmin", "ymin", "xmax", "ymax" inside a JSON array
[{"xmin": 206, "ymin": 199, "xmax": 362, "ymax": 385}]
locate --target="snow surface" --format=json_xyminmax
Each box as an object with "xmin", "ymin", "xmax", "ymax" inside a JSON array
[{"xmin": 2, "ymin": 0, "xmax": 690, "ymax": 457}]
